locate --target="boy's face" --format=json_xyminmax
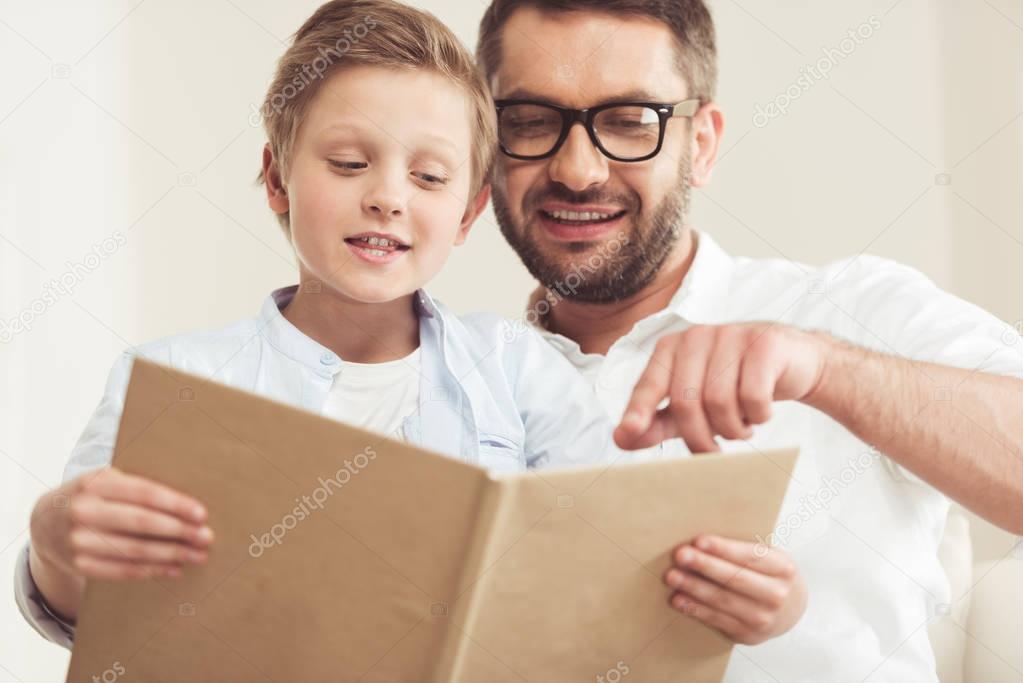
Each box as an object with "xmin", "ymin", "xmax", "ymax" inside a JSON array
[{"xmin": 272, "ymin": 65, "xmax": 484, "ymax": 304}]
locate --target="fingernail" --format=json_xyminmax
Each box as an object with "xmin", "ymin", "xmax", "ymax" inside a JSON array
[
  {"xmin": 196, "ymin": 526, "xmax": 213, "ymax": 543},
  {"xmin": 695, "ymin": 537, "xmax": 711, "ymax": 551},
  {"xmin": 678, "ymin": 548, "xmax": 692, "ymax": 563},
  {"xmin": 188, "ymin": 550, "xmax": 207, "ymax": 563},
  {"xmin": 192, "ymin": 506, "xmax": 206, "ymax": 522},
  {"xmin": 167, "ymin": 567, "xmax": 182, "ymax": 578}
]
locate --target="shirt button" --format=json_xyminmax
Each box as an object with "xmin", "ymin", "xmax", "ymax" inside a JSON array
[{"xmin": 320, "ymin": 352, "xmax": 337, "ymax": 366}]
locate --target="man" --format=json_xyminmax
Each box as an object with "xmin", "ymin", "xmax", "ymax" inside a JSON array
[{"xmin": 478, "ymin": 1, "xmax": 1023, "ymax": 680}]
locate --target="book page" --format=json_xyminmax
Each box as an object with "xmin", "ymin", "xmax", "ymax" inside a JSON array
[{"xmin": 444, "ymin": 448, "xmax": 799, "ymax": 682}]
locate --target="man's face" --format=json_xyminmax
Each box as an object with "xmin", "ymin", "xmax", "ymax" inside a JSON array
[{"xmin": 490, "ymin": 8, "xmax": 696, "ymax": 303}]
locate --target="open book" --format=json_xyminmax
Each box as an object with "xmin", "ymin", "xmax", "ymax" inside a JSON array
[{"xmin": 67, "ymin": 358, "xmax": 798, "ymax": 683}]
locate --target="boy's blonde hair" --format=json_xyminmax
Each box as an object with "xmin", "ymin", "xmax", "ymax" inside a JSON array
[{"xmin": 256, "ymin": 0, "xmax": 497, "ymax": 237}]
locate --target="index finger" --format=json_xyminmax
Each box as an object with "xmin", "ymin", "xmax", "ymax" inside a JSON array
[
  {"xmin": 85, "ymin": 469, "xmax": 207, "ymax": 524},
  {"xmin": 618, "ymin": 339, "xmax": 676, "ymax": 435}
]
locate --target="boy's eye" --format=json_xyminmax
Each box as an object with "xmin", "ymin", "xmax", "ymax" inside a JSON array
[
  {"xmin": 328, "ymin": 160, "xmax": 367, "ymax": 171},
  {"xmin": 413, "ymin": 171, "xmax": 448, "ymax": 186}
]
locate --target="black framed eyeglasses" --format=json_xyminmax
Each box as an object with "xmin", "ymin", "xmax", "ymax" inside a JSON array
[{"xmin": 495, "ymin": 98, "xmax": 701, "ymax": 162}]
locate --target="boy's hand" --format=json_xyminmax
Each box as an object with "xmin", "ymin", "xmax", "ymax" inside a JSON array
[
  {"xmin": 31, "ymin": 467, "xmax": 213, "ymax": 583},
  {"xmin": 663, "ymin": 534, "xmax": 806, "ymax": 645}
]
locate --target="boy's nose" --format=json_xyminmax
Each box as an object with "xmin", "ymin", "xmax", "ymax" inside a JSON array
[{"xmin": 363, "ymin": 191, "xmax": 405, "ymax": 219}]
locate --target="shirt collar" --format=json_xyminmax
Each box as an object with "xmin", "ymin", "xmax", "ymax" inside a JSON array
[
  {"xmin": 658, "ymin": 230, "xmax": 735, "ymax": 326},
  {"xmin": 258, "ymin": 285, "xmax": 440, "ymax": 374}
]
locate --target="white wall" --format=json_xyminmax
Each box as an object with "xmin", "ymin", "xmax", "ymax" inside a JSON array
[{"xmin": 1, "ymin": 1, "xmax": 1021, "ymax": 680}]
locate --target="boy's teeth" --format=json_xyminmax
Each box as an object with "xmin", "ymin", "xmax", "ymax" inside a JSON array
[
  {"xmin": 355, "ymin": 236, "xmax": 400, "ymax": 247},
  {"xmin": 365, "ymin": 249, "xmax": 387, "ymax": 256}
]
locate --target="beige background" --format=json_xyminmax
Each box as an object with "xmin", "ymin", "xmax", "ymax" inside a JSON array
[{"xmin": 1, "ymin": 1, "xmax": 1021, "ymax": 681}]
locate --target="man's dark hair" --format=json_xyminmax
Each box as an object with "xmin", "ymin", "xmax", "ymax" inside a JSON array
[{"xmin": 476, "ymin": 0, "xmax": 718, "ymax": 101}]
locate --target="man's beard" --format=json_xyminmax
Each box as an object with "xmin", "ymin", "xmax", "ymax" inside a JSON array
[{"xmin": 492, "ymin": 156, "xmax": 691, "ymax": 304}]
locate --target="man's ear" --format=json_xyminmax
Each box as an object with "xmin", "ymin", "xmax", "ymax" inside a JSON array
[
  {"xmin": 688, "ymin": 103, "xmax": 725, "ymax": 189},
  {"xmin": 262, "ymin": 144, "xmax": 290, "ymax": 214},
  {"xmin": 454, "ymin": 183, "xmax": 492, "ymax": 246}
]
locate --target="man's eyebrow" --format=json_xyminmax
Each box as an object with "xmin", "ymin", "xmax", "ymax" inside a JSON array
[{"xmin": 497, "ymin": 88, "xmax": 675, "ymax": 105}]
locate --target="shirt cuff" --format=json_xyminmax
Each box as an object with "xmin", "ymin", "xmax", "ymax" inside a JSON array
[{"xmin": 13, "ymin": 543, "xmax": 76, "ymax": 649}]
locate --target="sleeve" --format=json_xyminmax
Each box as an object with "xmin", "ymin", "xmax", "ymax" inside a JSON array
[
  {"xmin": 506, "ymin": 326, "xmax": 628, "ymax": 470},
  {"xmin": 61, "ymin": 350, "xmax": 136, "ymax": 483},
  {"xmin": 14, "ymin": 544, "xmax": 75, "ymax": 649},
  {"xmin": 827, "ymin": 256, "xmax": 1023, "ymax": 380},
  {"xmin": 824, "ymin": 256, "xmax": 1023, "ymax": 484},
  {"xmin": 14, "ymin": 350, "xmax": 136, "ymax": 648}
]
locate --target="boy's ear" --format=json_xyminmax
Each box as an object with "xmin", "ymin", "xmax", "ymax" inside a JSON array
[
  {"xmin": 454, "ymin": 184, "xmax": 492, "ymax": 246},
  {"xmin": 262, "ymin": 144, "xmax": 290, "ymax": 214}
]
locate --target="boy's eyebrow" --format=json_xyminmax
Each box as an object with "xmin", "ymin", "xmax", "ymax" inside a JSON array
[{"xmin": 316, "ymin": 124, "xmax": 461, "ymax": 163}]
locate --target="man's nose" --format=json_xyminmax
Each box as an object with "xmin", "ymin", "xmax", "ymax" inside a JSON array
[{"xmin": 548, "ymin": 123, "xmax": 610, "ymax": 191}]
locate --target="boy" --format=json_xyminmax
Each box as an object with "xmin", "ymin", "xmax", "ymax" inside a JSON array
[{"xmin": 17, "ymin": 0, "xmax": 633, "ymax": 648}]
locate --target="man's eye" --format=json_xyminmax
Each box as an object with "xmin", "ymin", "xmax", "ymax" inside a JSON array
[
  {"xmin": 507, "ymin": 118, "xmax": 557, "ymax": 137},
  {"xmin": 328, "ymin": 160, "xmax": 367, "ymax": 170}
]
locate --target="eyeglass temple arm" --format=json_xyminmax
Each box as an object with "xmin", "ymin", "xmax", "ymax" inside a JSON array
[{"xmin": 671, "ymin": 99, "xmax": 702, "ymax": 118}]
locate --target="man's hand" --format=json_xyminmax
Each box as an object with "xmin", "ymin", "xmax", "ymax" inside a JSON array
[
  {"xmin": 664, "ymin": 534, "xmax": 807, "ymax": 645},
  {"xmin": 615, "ymin": 323, "xmax": 830, "ymax": 452}
]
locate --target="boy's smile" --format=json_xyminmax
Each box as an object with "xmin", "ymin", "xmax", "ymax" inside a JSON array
[{"xmin": 343, "ymin": 232, "xmax": 412, "ymax": 264}]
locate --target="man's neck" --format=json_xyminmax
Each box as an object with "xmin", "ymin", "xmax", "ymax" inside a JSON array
[
  {"xmin": 546, "ymin": 229, "xmax": 698, "ymax": 356},
  {"xmin": 282, "ymin": 281, "xmax": 420, "ymax": 364}
]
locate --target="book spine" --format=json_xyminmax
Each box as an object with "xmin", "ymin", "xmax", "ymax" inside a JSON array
[{"xmin": 431, "ymin": 474, "xmax": 513, "ymax": 682}]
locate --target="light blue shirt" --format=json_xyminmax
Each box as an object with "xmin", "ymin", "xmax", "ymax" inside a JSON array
[{"xmin": 16, "ymin": 284, "xmax": 625, "ymax": 647}]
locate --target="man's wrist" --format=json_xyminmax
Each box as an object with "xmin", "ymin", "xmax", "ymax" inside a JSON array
[{"xmin": 801, "ymin": 330, "xmax": 856, "ymax": 412}]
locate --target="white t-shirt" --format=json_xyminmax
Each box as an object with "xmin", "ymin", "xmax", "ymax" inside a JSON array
[
  {"xmin": 321, "ymin": 348, "xmax": 421, "ymax": 441},
  {"xmin": 534, "ymin": 231, "xmax": 1023, "ymax": 682}
]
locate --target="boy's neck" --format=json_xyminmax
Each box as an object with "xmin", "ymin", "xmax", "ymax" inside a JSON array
[
  {"xmin": 282, "ymin": 281, "xmax": 420, "ymax": 364},
  {"xmin": 545, "ymin": 229, "xmax": 698, "ymax": 356}
]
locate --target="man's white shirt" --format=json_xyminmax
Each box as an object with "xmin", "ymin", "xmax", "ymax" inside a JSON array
[{"xmin": 534, "ymin": 230, "xmax": 1023, "ymax": 682}]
